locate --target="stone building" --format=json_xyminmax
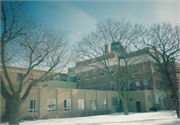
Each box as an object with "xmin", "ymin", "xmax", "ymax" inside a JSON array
[{"xmin": 67, "ymin": 41, "xmax": 179, "ymax": 110}]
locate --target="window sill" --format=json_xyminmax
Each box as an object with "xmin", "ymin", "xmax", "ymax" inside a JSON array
[
  {"xmin": 28, "ymin": 112, "xmax": 39, "ymax": 114},
  {"xmin": 47, "ymin": 110, "xmax": 57, "ymax": 112}
]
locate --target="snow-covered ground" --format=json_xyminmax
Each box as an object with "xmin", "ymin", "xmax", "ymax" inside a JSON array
[{"xmin": 1, "ymin": 110, "xmax": 180, "ymax": 125}]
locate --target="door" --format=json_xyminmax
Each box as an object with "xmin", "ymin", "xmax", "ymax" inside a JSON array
[
  {"xmin": 136, "ymin": 102, "xmax": 141, "ymax": 112},
  {"xmin": 119, "ymin": 99, "xmax": 123, "ymax": 112}
]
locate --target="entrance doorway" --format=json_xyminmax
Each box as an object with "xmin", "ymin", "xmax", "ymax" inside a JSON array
[{"xmin": 136, "ymin": 102, "xmax": 141, "ymax": 112}]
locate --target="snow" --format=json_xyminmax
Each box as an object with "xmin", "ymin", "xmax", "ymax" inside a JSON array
[{"xmin": 1, "ymin": 110, "xmax": 180, "ymax": 125}]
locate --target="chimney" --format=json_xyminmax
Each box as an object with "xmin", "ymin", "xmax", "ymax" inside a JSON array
[{"xmin": 105, "ymin": 44, "xmax": 111, "ymax": 54}]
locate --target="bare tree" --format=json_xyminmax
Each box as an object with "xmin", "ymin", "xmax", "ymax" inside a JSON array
[
  {"xmin": 1, "ymin": 1, "xmax": 71, "ymax": 124},
  {"xmin": 74, "ymin": 19, "xmax": 141, "ymax": 115},
  {"xmin": 134, "ymin": 22, "xmax": 180, "ymax": 118}
]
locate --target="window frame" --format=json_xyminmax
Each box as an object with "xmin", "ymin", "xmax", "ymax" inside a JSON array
[
  {"xmin": 92, "ymin": 84, "xmax": 97, "ymax": 90},
  {"xmin": 85, "ymin": 72, "xmax": 89, "ymax": 80},
  {"xmin": 144, "ymin": 80, "xmax": 149, "ymax": 90},
  {"xmin": 136, "ymin": 81, "xmax": 140, "ymax": 90},
  {"xmin": 28, "ymin": 99, "xmax": 39, "ymax": 113},
  {"xmin": 78, "ymin": 99, "xmax": 85, "ymax": 111},
  {"xmin": 85, "ymin": 86, "xmax": 90, "ymax": 90},
  {"xmin": 47, "ymin": 99, "xmax": 57, "ymax": 112},
  {"xmin": 64, "ymin": 99, "xmax": 71, "ymax": 111},
  {"xmin": 110, "ymin": 83, "xmax": 115, "ymax": 91},
  {"xmin": 100, "ymin": 83, "xmax": 105, "ymax": 90},
  {"xmin": 92, "ymin": 70, "xmax": 96, "ymax": 79},
  {"xmin": 90, "ymin": 99, "xmax": 97, "ymax": 110},
  {"xmin": 102, "ymin": 99, "xmax": 107, "ymax": 109},
  {"xmin": 110, "ymin": 67, "xmax": 113, "ymax": 75},
  {"xmin": 111, "ymin": 97, "xmax": 118, "ymax": 106},
  {"xmin": 99, "ymin": 69, "xmax": 104, "ymax": 77}
]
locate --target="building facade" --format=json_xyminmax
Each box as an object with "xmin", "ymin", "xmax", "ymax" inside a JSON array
[
  {"xmin": 1, "ymin": 87, "xmax": 164, "ymax": 120},
  {"xmin": 67, "ymin": 42, "xmax": 179, "ymax": 110}
]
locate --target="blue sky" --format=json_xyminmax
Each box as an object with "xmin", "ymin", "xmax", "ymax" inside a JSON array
[{"xmin": 27, "ymin": 0, "xmax": 179, "ymax": 44}]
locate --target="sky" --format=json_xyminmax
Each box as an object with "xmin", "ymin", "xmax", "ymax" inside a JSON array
[{"xmin": 27, "ymin": 0, "xmax": 180, "ymax": 45}]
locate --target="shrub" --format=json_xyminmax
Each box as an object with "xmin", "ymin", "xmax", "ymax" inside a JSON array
[{"xmin": 150, "ymin": 107, "xmax": 158, "ymax": 111}]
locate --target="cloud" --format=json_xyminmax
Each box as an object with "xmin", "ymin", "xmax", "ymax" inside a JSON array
[{"xmin": 62, "ymin": 4, "xmax": 97, "ymax": 32}]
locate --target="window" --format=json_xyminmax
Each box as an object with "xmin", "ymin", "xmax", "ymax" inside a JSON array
[
  {"xmin": 91, "ymin": 100, "xmax": 97, "ymax": 110},
  {"xmin": 160, "ymin": 80, "xmax": 163, "ymax": 90},
  {"xmin": 154, "ymin": 64, "xmax": 158, "ymax": 72},
  {"xmin": 110, "ymin": 67, "xmax": 113, "ymax": 75},
  {"xmin": 102, "ymin": 99, "xmax": 107, "ymax": 109},
  {"xmin": 69, "ymin": 77, "xmax": 76, "ymax": 82},
  {"xmin": 110, "ymin": 83, "xmax": 115, "ymax": 91},
  {"xmin": 92, "ymin": 70, "xmax": 96, "ymax": 78},
  {"xmin": 100, "ymin": 69, "xmax": 104, "ymax": 77},
  {"xmin": 85, "ymin": 72, "xmax": 89, "ymax": 80},
  {"xmin": 100, "ymin": 83, "xmax": 105, "ymax": 90},
  {"xmin": 47, "ymin": 99, "xmax": 56, "ymax": 112},
  {"xmin": 92, "ymin": 84, "xmax": 97, "ymax": 90},
  {"xmin": 111, "ymin": 97, "xmax": 118, "ymax": 106},
  {"xmin": 43, "ymin": 84, "xmax": 48, "ymax": 87},
  {"xmin": 156, "ymin": 80, "xmax": 159, "ymax": 90},
  {"xmin": 136, "ymin": 81, "xmax": 140, "ymax": 90},
  {"xmin": 78, "ymin": 74, "xmax": 81, "ymax": 81},
  {"xmin": 129, "ymin": 82, "xmax": 133, "ymax": 91},
  {"xmin": 17, "ymin": 73, "xmax": 23, "ymax": 81},
  {"xmin": 147, "ymin": 95, "xmax": 151, "ymax": 102},
  {"xmin": 52, "ymin": 75, "xmax": 60, "ymax": 81},
  {"xmin": 64, "ymin": 99, "xmax": 71, "ymax": 111},
  {"xmin": 28, "ymin": 99, "xmax": 39, "ymax": 113},
  {"xmin": 78, "ymin": 99, "xmax": 85, "ymax": 111},
  {"xmin": 85, "ymin": 86, "xmax": 90, "ymax": 90},
  {"xmin": 144, "ymin": 80, "xmax": 148, "ymax": 90}
]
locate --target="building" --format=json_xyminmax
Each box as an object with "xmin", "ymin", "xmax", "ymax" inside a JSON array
[
  {"xmin": 0, "ymin": 66, "xmax": 71, "ymax": 87},
  {"xmin": 0, "ymin": 64, "xmax": 171, "ymax": 121},
  {"xmin": 1, "ymin": 87, "xmax": 119, "ymax": 120},
  {"xmin": 67, "ymin": 41, "xmax": 179, "ymax": 110},
  {"xmin": 1, "ymin": 41, "xmax": 179, "ymax": 121}
]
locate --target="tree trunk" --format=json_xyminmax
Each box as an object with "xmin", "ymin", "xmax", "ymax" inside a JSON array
[
  {"xmin": 170, "ymin": 90, "xmax": 179, "ymax": 118},
  {"xmin": 7, "ymin": 99, "xmax": 20, "ymax": 125},
  {"xmin": 118, "ymin": 89, "xmax": 129, "ymax": 115},
  {"xmin": 122, "ymin": 94, "xmax": 129, "ymax": 115}
]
